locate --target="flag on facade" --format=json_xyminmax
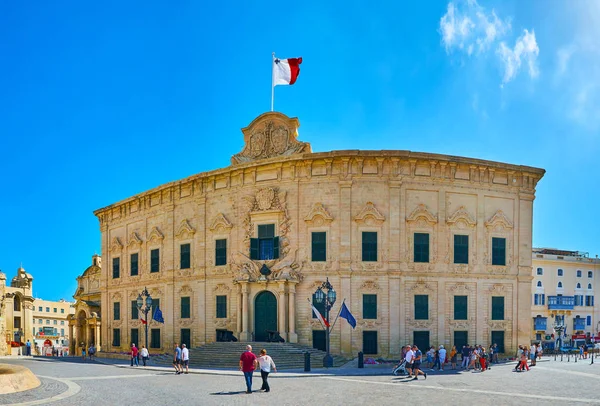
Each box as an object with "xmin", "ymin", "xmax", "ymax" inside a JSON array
[
  {"xmin": 140, "ymin": 318, "xmax": 147, "ymax": 325},
  {"xmin": 152, "ymin": 307, "xmax": 164, "ymax": 323},
  {"xmin": 340, "ymin": 302, "xmax": 356, "ymax": 329},
  {"xmin": 311, "ymin": 304, "xmax": 330, "ymax": 328},
  {"xmin": 273, "ymin": 57, "xmax": 302, "ymax": 86}
]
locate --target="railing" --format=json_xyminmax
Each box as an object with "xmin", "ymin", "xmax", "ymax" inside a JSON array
[{"xmin": 548, "ymin": 296, "xmax": 575, "ymax": 310}]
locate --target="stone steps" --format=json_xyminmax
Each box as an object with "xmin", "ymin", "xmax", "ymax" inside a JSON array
[{"xmin": 150, "ymin": 342, "xmax": 346, "ymax": 370}]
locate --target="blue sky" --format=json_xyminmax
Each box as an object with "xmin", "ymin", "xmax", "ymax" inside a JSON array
[{"xmin": 1, "ymin": 0, "xmax": 599, "ymax": 301}]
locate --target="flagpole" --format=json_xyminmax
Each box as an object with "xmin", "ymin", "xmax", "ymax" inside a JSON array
[
  {"xmin": 271, "ymin": 52, "xmax": 275, "ymax": 112},
  {"xmin": 329, "ymin": 298, "xmax": 345, "ymax": 330}
]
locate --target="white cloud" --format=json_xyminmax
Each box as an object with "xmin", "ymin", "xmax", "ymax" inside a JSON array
[
  {"xmin": 556, "ymin": 46, "xmax": 575, "ymax": 78},
  {"xmin": 497, "ymin": 29, "xmax": 540, "ymax": 85}
]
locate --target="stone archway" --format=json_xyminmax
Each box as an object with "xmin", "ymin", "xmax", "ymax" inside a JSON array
[{"xmin": 254, "ymin": 291, "xmax": 277, "ymax": 341}]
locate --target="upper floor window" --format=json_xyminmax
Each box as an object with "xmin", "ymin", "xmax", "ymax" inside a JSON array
[
  {"xmin": 216, "ymin": 295, "xmax": 227, "ymax": 318},
  {"xmin": 558, "ymin": 269, "xmax": 564, "ymax": 276},
  {"xmin": 491, "ymin": 296, "xmax": 505, "ymax": 320},
  {"xmin": 38, "ymin": 306, "xmax": 42, "ymax": 312},
  {"xmin": 215, "ymin": 239, "xmax": 227, "ymax": 266},
  {"xmin": 414, "ymin": 295, "xmax": 429, "ymax": 320},
  {"xmin": 537, "ymin": 281, "xmax": 542, "ymax": 287},
  {"xmin": 453, "ymin": 235, "xmax": 468, "ymax": 264},
  {"xmin": 577, "ymin": 270, "xmax": 582, "ymax": 278},
  {"xmin": 46, "ymin": 307, "xmax": 50, "ymax": 312},
  {"xmin": 588, "ymin": 271, "xmax": 593, "ymax": 278},
  {"xmin": 588, "ymin": 283, "xmax": 593, "ymax": 290},
  {"xmin": 362, "ymin": 232, "xmax": 378, "ymax": 262},
  {"xmin": 577, "ymin": 283, "xmax": 582, "ymax": 289},
  {"xmin": 491, "ymin": 237, "xmax": 506, "ymax": 266},
  {"xmin": 558, "ymin": 281, "xmax": 563, "ymax": 288},
  {"xmin": 414, "ymin": 233, "xmax": 430, "ymax": 263},
  {"xmin": 112, "ymin": 257, "xmax": 120, "ymax": 279},
  {"xmin": 60, "ymin": 309, "xmax": 64, "ymax": 314},
  {"xmin": 113, "ymin": 302, "xmax": 120, "ymax": 321},
  {"xmin": 150, "ymin": 249, "xmax": 160, "ymax": 273},
  {"xmin": 131, "ymin": 300, "xmax": 138, "ymax": 319},
  {"xmin": 53, "ymin": 308, "xmax": 57, "ymax": 313},
  {"xmin": 180, "ymin": 243, "xmax": 191, "ymax": 269},
  {"xmin": 180, "ymin": 297, "xmax": 191, "ymax": 319},
  {"xmin": 362, "ymin": 294, "xmax": 377, "ymax": 319},
  {"xmin": 454, "ymin": 295, "xmax": 468, "ymax": 320},
  {"xmin": 311, "ymin": 232, "xmax": 327, "ymax": 262},
  {"xmin": 585, "ymin": 295, "xmax": 594, "ymax": 307},
  {"xmin": 587, "ymin": 315, "xmax": 592, "ymax": 326},
  {"xmin": 250, "ymin": 224, "xmax": 279, "ymax": 260},
  {"xmin": 536, "ymin": 268, "xmax": 543, "ymax": 275},
  {"xmin": 130, "ymin": 253, "xmax": 139, "ymax": 276}
]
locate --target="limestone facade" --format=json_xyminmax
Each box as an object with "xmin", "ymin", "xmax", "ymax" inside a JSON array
[
  {"xmin": 0, "ymin": 267, "xmax": 35, "ymax": 355},
  {"xmin": 531, "ymin": 248, "xmax": 600, "ymax": 347},
  {"xmin": 92, "ymin": 112, "xmax": 545, "ymax": 357},
  {"xmin": 32, "ymin": 298, "xmax": 74, "ymax": 352}
]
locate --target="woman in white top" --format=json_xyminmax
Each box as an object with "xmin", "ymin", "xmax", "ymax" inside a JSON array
[
  {"xmin": 140, "ymin": 346, "xmax": 149, "ymax": 367},
  {"xmin": 257, "ymin": 349, "xmax": 277, "ymax": 392}
]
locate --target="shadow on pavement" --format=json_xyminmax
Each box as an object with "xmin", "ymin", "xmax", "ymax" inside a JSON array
[{"xmin": 210, "ymin": 390, "xmax": 250, "ymax": 395}]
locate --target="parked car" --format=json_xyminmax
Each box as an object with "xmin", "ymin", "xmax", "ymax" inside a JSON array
[{"xmin": 559, "ymin": 346, "xmax": 577, "ymax": 354}]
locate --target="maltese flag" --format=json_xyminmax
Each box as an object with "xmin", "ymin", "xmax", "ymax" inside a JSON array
[
  {"xmin": 273, "ymin": 57, "xmax": 302, "ymax": 86},
  {"xmin": 311, "ymin": 304, "xmax": 330, "ymax": 328}
]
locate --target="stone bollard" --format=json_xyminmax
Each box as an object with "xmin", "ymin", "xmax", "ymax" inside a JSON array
[
  {"xmin": 358, "ymin": 351, "xmax": 364, "ymax": 368},
  {"xmin": 304, "ymin": 351, "xmax": 311, "ymax": 372}
]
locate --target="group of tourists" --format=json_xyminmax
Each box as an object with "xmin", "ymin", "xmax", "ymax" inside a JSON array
[
  {"xmin": 239, "ymin": 345, "xmax": 277, "ymax": 394},
  {"xmin": 127, "ymin": 343, "xmax": 149, "ymax": 366},
  {"xmin": 171, "ymin": 343, "xmax": 189, "ymax": 374},
  {"xmin": 514, "ymin": 343, "xmax": 542, "ymax": 372}
]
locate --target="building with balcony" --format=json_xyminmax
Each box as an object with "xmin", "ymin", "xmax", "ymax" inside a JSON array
[
  {"xmin": 32, "ymin": 298, "xmax": 75, "ymax": 354},
  {"xmin": 531, "ymin": 248, "xmax": 600, "ymax": 348}
]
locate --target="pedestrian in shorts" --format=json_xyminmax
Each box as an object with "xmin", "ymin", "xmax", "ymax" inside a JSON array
[
  {"xmin": 173, "ymin": 343, "xmax": 182, "ymax": 374},
  {"xmin": 404, "ymin": 345, "xmax": 414, "ymax": 378},
  {"xmin": 411, "ymin": 345, "xmax": 427, "ymax": 380},
  {"xmin": 181, "ymin": 344, "xmax": 189, "ymax": 374}
]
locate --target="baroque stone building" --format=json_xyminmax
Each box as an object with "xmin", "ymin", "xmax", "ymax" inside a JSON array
[
  {"xmin": 0, "ymin": 267, "xmax": 35, "ymax": 356},
  {"xmin": 92, "ymin": 112, "xmax": 544, "ymax": 357}
]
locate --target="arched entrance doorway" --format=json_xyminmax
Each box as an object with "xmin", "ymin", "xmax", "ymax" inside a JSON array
[{"xmin": 254, "ymin": 291, "xmax": 277, "ymax": 342}]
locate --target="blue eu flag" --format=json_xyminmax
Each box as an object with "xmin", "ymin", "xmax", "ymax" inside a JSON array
[
  {"xmin": 340, "ymin": 302, "xmax": 356, "ymax": 329},
  {"xmin": 153, "ymin": 306, "xmax": 164, "ymax": 323}
]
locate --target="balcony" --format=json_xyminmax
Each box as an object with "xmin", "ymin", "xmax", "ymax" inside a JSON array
[
  {"xmin": 573, "ymin": 318, "xmax": 586, "ymax": 331},
  {"xmin": 547, "ymin": 296, "xmax": 575, "ymax": 310},
  {"xmin": 533, "ymin": 317, "xmax": 547, "ymax": 331}
]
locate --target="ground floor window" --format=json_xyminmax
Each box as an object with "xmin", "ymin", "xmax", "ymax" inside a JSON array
[
  {"xmin": 491, "ymin": 330, "xmax": 505, "ymax": 353},
  {"xmin": 312, "ymin": 330, "xmax": 326, "ymax": 351},
  {"xmin": 112, "ymin": 329, "xmax": 121, "ymax": 347},
  {"xmin": 150, "ymin": 329, "xmax": 161, "ymax": 349},
  {"xmin": 363, "ymin": 331, "xmax": 378, "ymax": 355},
  {"xmin": 130, "ymin": 328, "xmax": 139, "ymax": 347},
  {"xmin": 413, "ymin": 331, "xmax": 430, "ymax": 352},
  {"xmin": 453, "ymin": 330, "xmax": 468, "ymax": 350},
  {"xmin": 181, "ymin": 329, "xmax": 191, "ymax": 349}
]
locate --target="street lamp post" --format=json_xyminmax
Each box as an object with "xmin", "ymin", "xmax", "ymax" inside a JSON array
[
  {"xmin": 136, "ymin": 287, "xmax": 153, "ymax": 351},
  {"xmin": 314, "ymin": 277, "xmax": 337, "ymax": 368}
]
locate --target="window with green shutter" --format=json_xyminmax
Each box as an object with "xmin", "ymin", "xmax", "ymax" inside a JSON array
[
  {"xmin": 362, "ymin": 232, "xmax": 377, "ymax": 262},
  {"xmin": 113, "ymin": 302, "xmax": 120, "ymax": 321},
  {"xmin": 180, "ymin": 244, "xmax": 191, "ymax": 269},
  {"xmin": 112, "ymin": 257, "xmax": 120, "ymax": 278},
  {"xmin": 151, "ymin": 298, "xmax": 160, "ymax": 319},
  {"xmin": 150, "ymin": 249, "xmax": 160, "ymax": 273},
  {"xmin": 414, "ymin": 233, "xmax": 430, "ymax": 263},
  {"xmin": 491, "ymin": 296, "xmax": 504, "ymax": 320},
  {"xmin": 215, "ymin": 239, "xmax": 227, "ymax": 266},
  {"xmin": 150, "ymin": 329, "xmax": 161, "ymax": 348},
  {"xmin": 130, "ymin": 253, "xmax": 139, "ymax": 276},
  {"xmin": 363, "ymin": 331, "xmax": 378, "ymax": 354},
  {"xmin": 312, "ymin": 293, "xmax": 326, "ymax": 319},
  {"xmin": 216, "ymin": 295, "xmax": 227, "ymax": 318},
  {"xmin": 311, "ymin": 232, "xmax": 327, "ymax": 262},
  {"xmin": 363, "ymin": 294, "xmax": 377, "ymax": 319},
  {"xmin": 250, "ymin": 225, "xmax": 279, "ymax": 260},
  {"xmin": 131, "ymin": 300, "xmax": 138, "ymax": 319},
  {"xmin": 112, "ymin": 328, "xmax": 121, "ymax": 346},
  {"xmin": 181, "ymin": 297, "xmax": 190, "ymax": 319},
  {"xmin": 414, "ymin": 295, "xmax": 429, "ymax": 320},
  {"xmin": 491, "ymin": 237, "xmax": 506, "ymax": 266},
  {"xmin": 453, "ymin": 235, "xmax": 468, "ymax": 264},
  {"xmin": 454, "ymin": 295, "xmax": 468, "ymax": 320}
]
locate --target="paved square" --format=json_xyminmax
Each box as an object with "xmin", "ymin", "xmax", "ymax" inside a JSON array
[{"xmin": 1, "ymin": 356, "xmax": 600, "ymax": 405}]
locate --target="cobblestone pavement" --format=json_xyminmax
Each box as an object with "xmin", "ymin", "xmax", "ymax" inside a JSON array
[{"xmin": 1, "ymin": 356, "xmax": 600, "ymax": 405}]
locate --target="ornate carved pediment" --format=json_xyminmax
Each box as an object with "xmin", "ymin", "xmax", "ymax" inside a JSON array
[
  {"xmin": 179, "ymin": 285, "xmax": 193, "ymax": 295},
  {"xmin": 176, "ymin": 220, "xmax": 196, "ymax": 239},
  {"xmin": 408, "ymin": 281, "xmax": 435, "ymax": 293},
  {"xmin": 406, "ymin": 204, "xmax": 437, "ymax": 224},
  {"xmin": 231, "ymin": 112, "xmax": 311, "ymax": 165},
  {"xmin": 213, "ymin": 283, "xmax": 232, "ymax": 293},
  {"xmin": 209, "ymin": 213, "xmax": 233, "ymax": 233},
  {"xmin": 448, "ymin": 282, "xmax": 473, "ymax": 293},
  {"xmin": 407, "ymin": 319, "xmax": 432, "ymax": 328},
  {"xmin": 110, "ymin": 292, "xmax": 122, "ymax": 301},
  {"xmin": 485, "ymin": 210, "xmax": 513, "ymax": 230},
  {"xmin": 359, "ymin": 281, "xmax": 380, "ymax": 291},
  {"xmin": 487, "ymin": 283, "xmax": 507, "ymax": 294},
  {"xmin": 304, "ymin": 203, "xmax": 333, "ymax": 226},
  {"xmin": 127, "ymin": 232, "xmax": 143, "ymax": 249},
  {"xmin": 148, "ymin": 227, "xmax": 164, "ymax": 244},
  {"xmin": 149, "ymin": 287, "xmax": 164, "ymax": 297},
  {"xmin": 354, "ymin": 202, "xmax": 385, "ymax": 225},
  {"xmin": 110, "ymin": 237, "xmax": 123, "ymax": 253},
  {"xmin": 447, "ymin": 206, "xmax": 476, "ymax": 227}
]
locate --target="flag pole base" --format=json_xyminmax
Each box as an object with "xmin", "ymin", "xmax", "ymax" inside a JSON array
[{"xmin": 323, "ymin": 354, "xmax": 334, "ymax": 368}]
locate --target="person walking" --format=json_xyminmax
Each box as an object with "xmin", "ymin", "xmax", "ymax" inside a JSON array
[
  {"xmin": 140, "ymin": 345, "xmax": 149, "ymax": 367},
  {"xmin": 88, "ymin": 344, "xmax": 96, "ymax": 361},
  {"xmin": 26, "ymin": 340, "xmax": 31, "ymax": 356},
  {"xmin": 439, "ymin": 345, "xmax": 447, "ymax": 371},
  {"xmin": 81, "ymin": 344, "xmax": 86, "ymax": 361},
  {"xmin": 239, "ymin": 345, "xmax": 258, "ymax": 394},
  {"xmin": 404, "ymin": 345, "xmax": 414, "ymax": 378},
  {"xmin": 461, "ymin": 345, "xmax": 470, "ymax": 369},
  {"xmin": 530, "ymin": 343, "xmax": 537, "ymax": 366},
  {"xmin": 479, "ymin": 347, "xmax": 487, "ymax": 372},
  {"xmin": 432, "ymin": 347, "xmax": 441, "ymax": 371},
  {"xmin": 257, "ymin": 349, "xmax": 277, "ymax": 392},
  {"xmin": 411, "ymin": 345, "xmax": 427, "ymax": 380},
  {"xmin": 450, "ymin": 345, "xmax": 457, "ymax": 370},
  {"xmin": 131, "ymin": 343, "xmax": 139, "ymax": 367},
  {"xmin": 181, "ymin": 344, "xmax": 189, "ymax": 374},
  {"xmin": 173, "ymin": 343, "xmax": 182, "ymax": 374}
]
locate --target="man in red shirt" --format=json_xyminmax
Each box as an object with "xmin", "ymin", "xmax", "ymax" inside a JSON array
[
  {"xmin": 239, "ymin": 344, "xmax": 258, "ymax": 394},
  {"xmin": 130, "ymin": 343, "xmax": 139, "ymax": 367}
]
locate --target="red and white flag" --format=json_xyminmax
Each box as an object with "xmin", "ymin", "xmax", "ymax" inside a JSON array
[
  {"xmin": 311, "ymin": 304, "xmax": 330, "ymax": 327},
  {"xmin": 273, "ymin": 57, "xmax": 302, "ymax": 86},
  {"xmin": 140, "ymin": 318, "xmax": 147, "ymax": 325}
]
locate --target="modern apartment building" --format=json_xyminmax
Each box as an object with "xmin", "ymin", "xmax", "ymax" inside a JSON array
[{"xmin": 32, "ymin": 298, "xmax": 75, "ymax": 353}]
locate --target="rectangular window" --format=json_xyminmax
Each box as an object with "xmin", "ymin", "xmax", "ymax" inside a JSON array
[
  {"xmin": 130, "ymin": 253, "xmax": 139, "ymax": 276},
  {"xmin": 587, "ymin": 316, "xmax": 592, "ymax": 326},
  {"xmin": 414, "ymin": 294, "xmax": 429, "ymax": 320},
  {"xmin": 586, "ymin": 296, "xmax": 595, "ymax": 307},
  {"xmin": 312, "ymin": 293, "xmax": 326, "ymax": 319},
  {"xmin": 113, "ymin": 302, "xmax": 120, "ymax": 321},
  {"xmin": 414, "ymin": 233, "xmax": 430, "ymax": 263},
  {"xmin": 181, "ymin": 328, "xmax": 191, "ymax": 349},
  {"xmin": 151, "ymin": 298, "xmax": 160, "ymax": 320},
  {"xmin": 112, "ymin": 329, "xmax": 121, "ymax": 347},
  {"xmin": 53, "ymin": 308, "xmax": 57, "ymax": 313},
  {"xmin": 454, "ymin": 295, "xmax": 468, "ymax": 320},
  {"xmin": 60, "ymin": 328, "xmax": 64, "ymax": 336},
  {"xmin": 131, "ymin": 300, "xmax": 139, "ymax": 319},
  {"xmin": 453, "ymin": 331, "xmax": 468, "ymax": 350},
  {"xmin": 215, "ymin": 239, "xmax": 227, "ymax": 266},
  {"xmin": 363, "ymin": 331, "xmax": 378, "ymax": 355},
  {"xmin": 575, "ymin": 295, "xmax": 584, "ymax": 306},
  {"xmin": 112, "ymin": 257, "xmax": 120, "ymax": 278},
  {"xmin": 491, "ymin": 331, "xmax": 505, "ymax": 353},
  {"xmin": 53, "ymin": 320, "xmax": 57, "ymax": 325},
  {"xmin": 60, "ymin": 321, "xmax": 64, "ymax": 325},
  {"xmin": 453, "ymin": 235, "xmax": 469, "ymax": 264},
  {"xmin": 60, "ymin": 309, "xmax": 64, "ymax": 314},
  {"xmin": 491, "ymin": 237, "xmax": 506, "ymax": 266},
  {"xmin": 46, "ymin": 307, "xmax": 50, "ymax": 312},
  {"xmin": 216, "ymin": 295, "xmax": 227, "ymax": 318},
  {"xmin": 362, "ymin": 231, "xmax": 378, "ymax": 262},
  {"xmin": 150, "ymin": 329, "xmax": 161, "ymax": 348},
  {"xmin": 131, "ymin": 328, "xmax": 139, "ymax": 347},
  {"xmin": 38, "ymin": 306, "xmax": 42, "ymax": 311},
  {"xmin": 491, "ymin": 296, "xmax": 505, "ymax": 320},
  {"xmin": 363, "ymin": 294, "xmax": 377, "ymax": 319},
  {"xmin": 311, "ymin": 232, "xmax": 327, "ymax": 262},
  {"xmin": 181, "ymin": 297, "xmax": 191, "ymax": 319},
  {"xmin": 251, "ymin": 224, "xmax": 279, "ymax": 260},
  {"xmin": 413, "ymin": 331, "xmax": 430, "ymax": 352},
  {"xmin": 534, "ymin": 294, "xmax": 546, "ymax": 306},
  {"xmin": 312, "ymin": 330, "xmax": 326, "ymax": 351},
  {"xmin": 150, "ymin": 249, "xmax": 160, "ymax": 273},
  {"xmin": 180, "ymin": 244, "xmax": 191, "ymax": 269}
]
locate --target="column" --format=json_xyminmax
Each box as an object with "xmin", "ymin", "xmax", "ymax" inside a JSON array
[
  {"xmin": 236, "ymin": 285, "xmax": 242, "ymax": 338},
  {"xmin": 240, "ymin": 283, "xmax": 250, "ymax": 341},
  {"xmin": 68, "ymin": 322, "xmax": 75, "ymax": 355},
  {"xmin": 288, "ymin": 283, "xmax": 297, "ymax": 343},
  {"xmin": 278, "ymin": 282, "xmax": 287, "ymax": 342},
  {"xmin": 95, "ymin": 323, "xmax": 101, "ymax": 351}
]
